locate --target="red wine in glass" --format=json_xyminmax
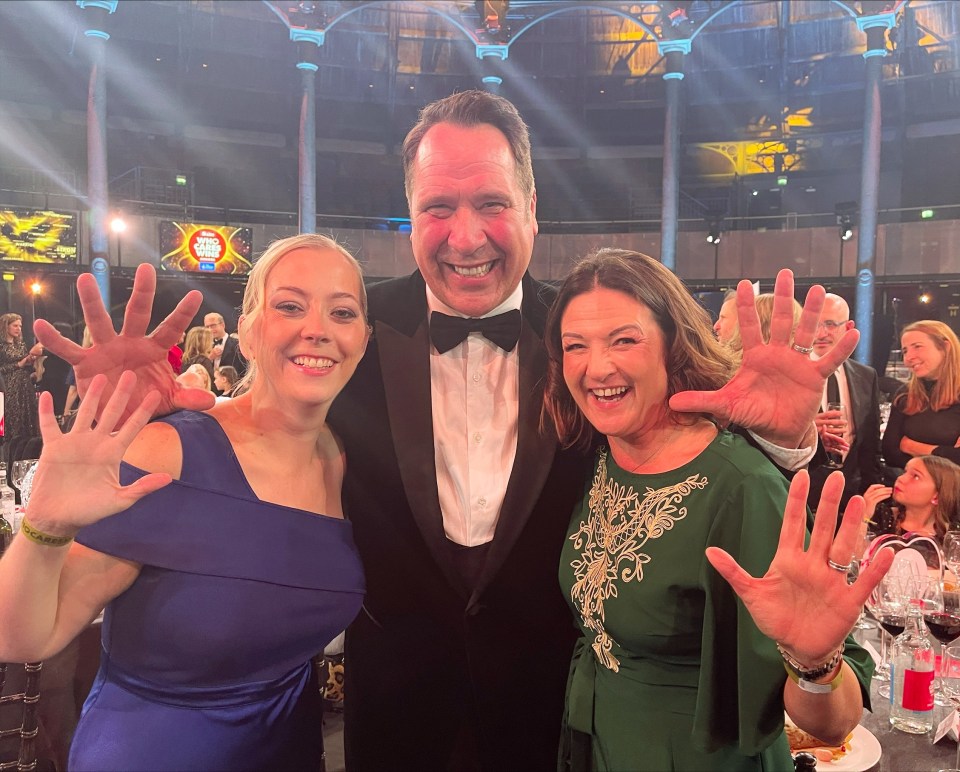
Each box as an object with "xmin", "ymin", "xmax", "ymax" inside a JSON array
[
  {"xmin": 924, "ymin": 612, "xmax": 960, "ymax": 644},
  {"xmin": 880, "ymin": 615, "xmax": 906, "ymax": 638}
]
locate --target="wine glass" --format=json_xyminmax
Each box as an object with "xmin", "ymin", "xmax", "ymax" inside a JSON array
[
  {"xmin": 872, "ymin": 573, "xmax": 908, "ymax": 698},
  {"xmin": 945, "ymin": 531, "xmax": 960, "ymax": 586},
  {"xmin": 942, "ymin": 644, "xmax": 960, "ymax": 771},
  {"xmin": 823, "ymin": 401, "xmax": 847, "ymax": 469},
  {"xmin": 11, "ymin": 459, "xmax": 38, "ymax": 507}
]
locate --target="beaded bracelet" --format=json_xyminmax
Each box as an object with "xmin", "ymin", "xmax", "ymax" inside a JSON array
[{"xmin": 20, "ymin": 517, "xmax": 74, "ymax": 548}]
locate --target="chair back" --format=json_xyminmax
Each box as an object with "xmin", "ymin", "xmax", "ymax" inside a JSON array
[{"xmin": 0, "ymin": 661, "xmax": 42, "ymax": 772}]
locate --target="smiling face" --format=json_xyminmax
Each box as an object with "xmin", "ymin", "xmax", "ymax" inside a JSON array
[
  {"xmin": 560, "ymin": 286, "xmax": 669, "ymax": 445},
  {"xmin": 408, "ymin": 122, "xmax": 537, "ymax": 317},
  {"xmin": 239, "ymin": 247, "xmax": 369, "ymax": 408},
  {"xmin": 893, "ymin": 457, "xmax": 938, "ymax": 512},
  {"xmin": 902, "ymin": 330, "xmax": 947, "ymax": 380}
]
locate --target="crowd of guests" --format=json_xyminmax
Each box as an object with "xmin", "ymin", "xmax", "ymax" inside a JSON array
[{"xmin": 0, "ymin": 87, "xmax": 957, "ymax": 771}]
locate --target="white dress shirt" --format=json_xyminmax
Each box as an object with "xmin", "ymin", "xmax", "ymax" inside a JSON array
[{"xmin": 426, "ymin": 283, "xmax": 522, "ymax": 547}]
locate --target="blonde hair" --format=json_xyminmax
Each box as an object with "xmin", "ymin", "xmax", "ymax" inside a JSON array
[
  {"xmin": 183, "ymin": 363, "xmax": 212, "ymax": 392},
  {"xmin": 183, "ymin": 326, "xmax": 213, "ymax": 362},
  {"xmin": 754, "ymin": 292, "xmax": 803, "ymax": 344},
  {"xmin": 897, "ymin": 320, "xmax": 960, "ymax": 414},
  {"xmin": 235, "ymin": 234, "xmax": 367, "ymax": 394}
]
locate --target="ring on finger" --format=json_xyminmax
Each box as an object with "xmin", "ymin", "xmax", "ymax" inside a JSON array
[
  {"xmin": 791, "ymin": 343, "xmax": 814, "ymax": 355},
  {"xmin": 827, "ymin": 558, "xmax": 852, "ymax": 573}
]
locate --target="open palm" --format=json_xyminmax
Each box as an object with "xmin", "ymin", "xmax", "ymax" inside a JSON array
[
  {"xmin": 27, "ymin": 372, "xmax": 173, "ymax": 534},
  {"xmin": 34, "ymin": 264, "xmax": 215, "ymax": 425},
  {"xmin": 671, "ymin": 269, "xmax": 858, "ymax": 449},
  {"xmin": 707, "ymin": 471, "xmax": 893, "ymax": 666}
]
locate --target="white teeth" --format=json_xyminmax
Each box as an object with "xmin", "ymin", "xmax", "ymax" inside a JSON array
[
  {"xmin": 293, "ymin": 356, "xmax": 334, "ymax": 369},
  {"xmin": 591, "ymin": 387, "xmax": 627, "ymax": 398},
  {"xmin": 453, "ymin": 262, "xmax": 493, "ymax": 277}
]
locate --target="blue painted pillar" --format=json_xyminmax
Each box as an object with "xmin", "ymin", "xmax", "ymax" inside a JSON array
[
  {"xmin": 476, "ymin": 44, "xmax": 508, "ymax": 94},
  {"xmin": 853, "ymin": 12, "xmax": 895, "ymax": 365},
  {"xmin": 291, "ymin": 29, "xmax": 325, "ymax": 235},
  {"xmin": 656, "ymin": 40, "xmax": 691, "ymax": 271},
  {"xmin": 77, "ymin": 0, "xmax": 117, "ymax": 308}
]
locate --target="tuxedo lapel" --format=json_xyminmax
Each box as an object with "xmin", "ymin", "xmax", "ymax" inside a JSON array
[
  {"xmin": 843, "ymin": 361, "xmax": 868, "ymax": 441},
  {"xmin": 375, "ymin": 278, "xmax": 470, "ymax": 597}
]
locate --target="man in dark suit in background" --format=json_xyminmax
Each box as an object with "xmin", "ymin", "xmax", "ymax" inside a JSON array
[
  {"xmin": 807, "ymin": 293, "xmax": 885, "ymax": 513},
  {"xmin": 203, "ymin": 312, "xmax": 246, "ymax": 380}
]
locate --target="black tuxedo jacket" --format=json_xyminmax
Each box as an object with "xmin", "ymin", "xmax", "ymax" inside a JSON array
[
  {"xmin": 808, "ymin": 359, "xmax": 884, "ymax": 509},
  {"xmin": 218, "ymin": 335, "xmax": 247, "ymax": 377},
  {"xmin": 327, "ymin": 271, "xmax": 589, "ymax": 771}
]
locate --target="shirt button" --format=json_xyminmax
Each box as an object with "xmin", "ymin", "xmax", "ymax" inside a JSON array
[
  {"xmin": 478, "ymin": 497, "xmax": 487, "ymax": 507},
  {"xmin": 474, "ymin": 432, "xmax": 482, "ymax": 443},
  {"xmin": 473, "ymin": 372, "xmax": 482, "ymax": 383}
]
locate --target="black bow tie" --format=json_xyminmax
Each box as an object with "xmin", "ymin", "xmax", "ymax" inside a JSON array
[
  {"xmin": 214, "ymin": 338, "xmax": 224, "ymax": 346},
  {"xmin": 430, "ymin": 310, "xmax": 522, "ymax": 354}
]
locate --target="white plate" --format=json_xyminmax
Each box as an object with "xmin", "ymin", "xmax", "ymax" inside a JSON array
[{"xmin": 814, "ymin": 724, "xmax": 882, "ymax": 772}]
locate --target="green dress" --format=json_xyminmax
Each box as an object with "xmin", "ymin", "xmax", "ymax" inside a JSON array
[{"xmin": 558, "ymin": 431, "xmax": 873, "ymax": 772}]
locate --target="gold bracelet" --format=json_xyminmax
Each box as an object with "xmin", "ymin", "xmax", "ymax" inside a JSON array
[{"xmin": 20, "ymin": 517, "xmax": 75, "ymax": 548}]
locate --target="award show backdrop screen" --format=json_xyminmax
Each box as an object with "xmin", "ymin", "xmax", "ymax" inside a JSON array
[
  {"xmin": 159, "ymin": 221, "xmax": 253, "ymax": 275},
  {"xmin": 0, "ymin": 209, "xmax": 78, "ymax": 263}
]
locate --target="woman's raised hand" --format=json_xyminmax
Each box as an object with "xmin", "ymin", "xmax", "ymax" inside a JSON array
[
  {"xmin": 670, "ymin": 269, "xmax": 858, "ymax": 449},
  {"xmin": 861, "ymin": 484, "xmax": 893, "ymax": 525},
  {"xmin": 24, "ymin": 371, "xmax": 173, "ymax": 538},
  {"xmin": 34, "ymin": 263, "xmax": 215, "ymax": 425},
  {"xmin": 706, "ymin": 470, "xmax": 894, "ymax": 666}
]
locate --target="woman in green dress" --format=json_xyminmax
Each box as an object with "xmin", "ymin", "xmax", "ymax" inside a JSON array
[{"xmin": 542, "ymin": 249, "xmax": 893, "ymax": 771}]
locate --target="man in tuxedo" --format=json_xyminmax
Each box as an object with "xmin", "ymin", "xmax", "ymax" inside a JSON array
[
  {"xmin": 35, "ymin": 91, "xmax": 854, "ymax": 772},
  {"xmin": 326, "ymin": 91, "xmax": 844, "ymax": 771},
  {"xmin": 807, "ymin": 293, "xmax": 885, "ymax": 512},
  {"xmin": 203, "ymin": 312, "xmax": 246, "ymax": 379}
]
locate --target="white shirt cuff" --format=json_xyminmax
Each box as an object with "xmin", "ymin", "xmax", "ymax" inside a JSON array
[{"xmin": 748, "ymin": 426, "xmax": 817, "ymax": 472}]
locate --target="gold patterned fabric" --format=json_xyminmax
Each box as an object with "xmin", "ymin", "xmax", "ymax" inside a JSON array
[{"xmin": 558, "ymin": 432, "xmax": 873, "ymax": 772}]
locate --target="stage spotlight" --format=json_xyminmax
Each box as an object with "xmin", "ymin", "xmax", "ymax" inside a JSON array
[
  {"xmin": 705, "ymin": 217, "xmax": 723, "ymax": 245},
  {"xmin": 110, "ymin": 216, "xmax": 127, "ymax": 234},
  {"xmin": 839, "ymin": 220, "xmax": 853, "ymax": 241},
  {"xmin": 835, "ymin": 201, "xmax": 857, "ymax": 242}
]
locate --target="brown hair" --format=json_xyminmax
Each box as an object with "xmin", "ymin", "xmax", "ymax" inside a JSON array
[
  {"xmin": 541, "ymin": 248, "xmax": 735, "ymax": 450},
  {"xmin": 894, "ymin": 455, "xmax": 960, "ymax": 539},
  {"xmin": 401, "ymin": 90, "xmax": 535, "ymax": 207},
  {"xmin": 897, "ymin": 320, "xmax": 960, "ymax": 413},
  {"xmin": 754, "ymin": 292, "xmax": 802, "ymax": 345},
  {"xmin": 0, "ymin": 313, "xmax": 23, "ymax": 343}
]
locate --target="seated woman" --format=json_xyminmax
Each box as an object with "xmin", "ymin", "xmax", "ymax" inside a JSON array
[
  {"xmin": 542, "ymin": 248, "xmax": 889, "ymax": 771},
  {"xmin": 883, "ymin": 320, "xmax": 960, "ymax": 470},
  {"xmin": 862, "ymin": 454, "xmax": 960, "ymax": 539},
  {"xmin": 0, "ymin": 233, "xmax": 370, "ymax": 771},
  {"xmin": 214, "ymin": 365, "xmax": 240, "ymax": 399}
]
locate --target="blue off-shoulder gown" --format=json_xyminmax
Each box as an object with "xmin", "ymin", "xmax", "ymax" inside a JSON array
[{"xmin": 70, "ymin": 410, "xmax": 365, "ymax": 771}]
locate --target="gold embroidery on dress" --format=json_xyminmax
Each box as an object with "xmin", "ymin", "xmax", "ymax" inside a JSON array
[{"xmin": 569, "ymin": 448, "xmax": 708, "ymax": 672}]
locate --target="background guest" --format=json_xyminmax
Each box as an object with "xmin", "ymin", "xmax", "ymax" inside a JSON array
[
  {"xmin": 0, "ymin": 312, "xmax": 42, "ymax": 439},
  {"xmin": 214, "ymin": 366, "xmax": 240, "ymax": 400},
  {"xmin": 181, "ymin": 326, "xmax": 215, "ymax": 386},
  {"xmin": 205, "ymin": 312, "xmax": 247, "ymax": 378},
  {"xmin": 177, "ymin": 363, "xmax": 213, "ymax": 393},
  {"xmin": 862, "ymin": 454, "xmax": 960, "ymax": 539},
  {"xmin": 35, "ymin": 321, "xmax": 74, "ymax": 421},
  {"xmin": 882, "ymin": 320, "xmax": 960, "ymax": 469}
]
